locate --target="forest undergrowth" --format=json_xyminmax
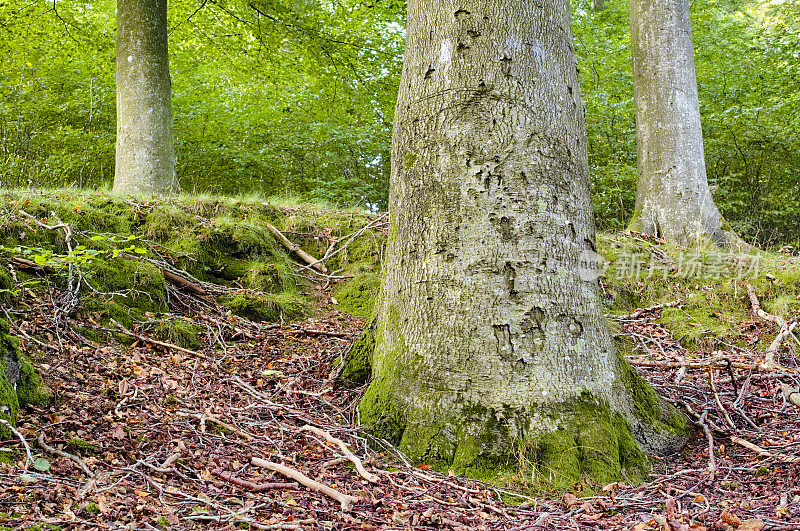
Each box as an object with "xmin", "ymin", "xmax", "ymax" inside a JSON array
[{"xmin": 0, "ymin": 191, "xmax": 798, "ymax": 530}]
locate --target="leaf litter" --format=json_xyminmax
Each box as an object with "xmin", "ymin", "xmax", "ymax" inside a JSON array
[{"xmin": 1, "ymin": 275, "xmax": 800, "ymax": 530}]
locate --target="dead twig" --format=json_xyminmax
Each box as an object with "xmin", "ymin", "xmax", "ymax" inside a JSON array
[
  {"xmin": 177, "ymin": 410, "xmax": 254, "ymax": 441},
  {"xmin": 607, "ymin": 300, "xmax": 683, "ymax": 321},
  {"xmin": 729, "ymin": 436, "xmax": 800, "ymax": 463},
  {"xmin": 37, "ymin": 434, "xmax": 95, "ymax": 478},
  {"xmin": 708, "ymin": 367, "xmax": 736, "ymax": 431},
  {"xmin": 251, "ymin": 457, "xmax": 359, "ymax": 511},
  {"xmin": 266, "ymin": 223, "xmax": 328, "ymax": 274},
  {"xmin": 299, "ymin": 425, "xmax": 379, "ymax": 483},
  {"xmin": 212, "ymin": 468, "xmax": 299, "ymax": 491},
  {"xmin": 698, "ymin": 411, "xmax": 717, "ymax": 478},
  {"xmin": 0, "ymin": 418, "xmax": 35, "ymax": 473},
  {"xmin": 746, "ymin": 282, "xmax": 797, "ymax": 371}
]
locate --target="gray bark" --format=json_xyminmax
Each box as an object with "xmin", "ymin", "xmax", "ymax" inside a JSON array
[
  {"xmin": 360, "ymin": 0, "xmax": 685, "ymax": 481},
  {"xmin": 629, "ymin": 0, "xmax": 739, "ymax": 247},
  {"xmin": 113, "ymin": 0, "xmax": 177, "ymax": 195}
]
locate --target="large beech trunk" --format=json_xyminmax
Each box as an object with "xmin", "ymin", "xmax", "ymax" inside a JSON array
[
  {"xmin": 628, "ymin": 0, "xmax": 739, "ymax": 247},
  {"xmin": 357, "ymin": 0, "xmax": 685, "ymax": 485},
  {"xmin": 113, "ymin": 0, "xmax": 177, "ymax": 195}
]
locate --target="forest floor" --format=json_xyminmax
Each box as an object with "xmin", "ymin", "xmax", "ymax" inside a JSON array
[{"xmin": 2, "ymin": 278, "xmax": 800, "ymax": 531}]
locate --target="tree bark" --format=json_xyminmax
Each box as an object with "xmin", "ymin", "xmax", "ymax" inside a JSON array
[
  {"xmin": 113, "ymin": 0, "xmax": 177, "ymax": 195},
  {"xmin": 356, "ymin": 0, "xmax": 686, "ymax": 486},
  {"xmin": 628, "ymin": 0, "xmax": 740, "ymax": 247}
]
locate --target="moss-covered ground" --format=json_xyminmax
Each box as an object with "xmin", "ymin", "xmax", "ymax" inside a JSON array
[
  {"xmin": 597, "ymin": 232, "xmax": 800, "ymax": 351},
  {"xmin": 0, "ymin": 189, "xmax": 384, "ymax": 436}
]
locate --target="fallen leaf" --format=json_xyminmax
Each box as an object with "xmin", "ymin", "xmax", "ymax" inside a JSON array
[
  {"xmin": 738, "ymin": 519, "xmax": 765, "ymax": 531},
  {"xmin": 563, "ymin": 492, "xmax": 578, "ymax": 509}
]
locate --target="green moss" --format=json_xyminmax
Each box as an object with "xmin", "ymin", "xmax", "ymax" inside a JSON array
[
  {"xmin": 15, "ymin": 354, "xmax": 50, "ymax": 406},
  {"xmin": 0, "ymin": 318, "xmax": 50, "ymax": 438},
  {"xmin": 339, "ymin": 316, "xmax": 376, "ymax": 385},
  {"xmin": 334, "ymin": 273, "xmax": 381, "ymax": 319},
  {"xmin": 219, "ymin": 292, "xmax": 310, "ymax": 322},
  {"xmin": 598, "ymin": 233, "xmax": 800, "ymax": 351},
  {"xmin": 403, "ymin": 150, "xmax": 418, "ymax": 168},
  {"xmin": 66, "ymin": 437, "xmax": 97, "ymax": 454},
  {"xmin": 244, "ymin": 262, "xmax": 291, "ymax": 293},
  {"xmin": 87, "ymin": 257, "xmax": 167, "ymax": 314},
  {"xmin": 0, "ymin": 266, "xmax": 12, "ymax": 304},
  {"xmin": 153, "ymin": 319, "xmax": 203, "ymax": 350}
]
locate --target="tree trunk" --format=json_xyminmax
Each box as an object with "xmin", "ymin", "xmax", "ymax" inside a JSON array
[
  {"xmin": 628, "ymin": 0, "xmax": 739, "ymax": 247},
  {"xmin": 356, "ymin": 0, "xmax": 686, "ymax": 486},
  {"xmin": 113, "ymin": 0, "xmax": 177, "ymax": 195}
]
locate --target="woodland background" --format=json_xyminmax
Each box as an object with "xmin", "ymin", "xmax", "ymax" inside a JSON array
[{"xmin": 2, "ymin": 0, "xmax": 800, "ymax": 243}]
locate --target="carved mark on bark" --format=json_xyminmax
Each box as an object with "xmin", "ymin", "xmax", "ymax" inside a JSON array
[
  {"xmin": 500, "ymin": 54, "xmax": 512, "ymax": 78},
  {"xmin": 503, "ymin": 261, "xmax": 518, "ymax": 298},
  {"xmin": 454, "ymin": 8, "xmax": 471, "ymax": 20},
  {"xmin": 424, "ymin": 65, "xmax": 436, "ymax": 79},
  {"xmin": 493, "ymin": 324, "xmax": 514, "ymax": 361}
]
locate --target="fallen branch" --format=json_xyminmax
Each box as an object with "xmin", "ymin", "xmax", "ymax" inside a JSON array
[
  {"xmin": 177, "ymin": 411, "xmax": 254, "ymax": 441},
  {"xmin": 212, "ymin": 468, "xmax": 298, "ymax": 491},
  {"xmin": 162, "ymin": 267, "xmax": 207, "ymax": 296},
  {"xmin": 37, "ymin": 434, "xmax": 95, "ymax": 478},
  {"xmin": 266, "ymin": 223, "xmax": 328, "ymax": 274},
  {"xmin": 0, "ymin": 418, "xmax": 35, "ymax": 473},
  {"xmin": 730, "ymin": 436, "xmax": 800, "ymax": 463},
  {"xmin": 251, "ymin": 457, "xmax": 359, "ymax": 511},
  {"xmin": 109, "ymin": 318, "xmax": 208, "ymax": 360},
  {"xmin": 607, "ymin": 300, "xmax": 683, "ymax": 321},
  {"xmin": 746, "ymin": 282, "xmax": 796, "ymax": 370},
  {"xmin": 299, "ymin": 425, "xmax": 379, "ymax": 483},
  {"xmin": 6, "ymin": 256, "xmax": 55, "ymax": 274},
  {"xmin": 698, "ymin": 411, "xmax": 717, "ymax": 478}
]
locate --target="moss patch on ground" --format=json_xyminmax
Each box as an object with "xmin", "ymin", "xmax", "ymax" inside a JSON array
[
  {"xmin": 598, "ymin": 232, "xmax": 800, "ymax": 351},
  {"xmin": 0, "ymin": 190, "xmax": 387, "ymax": 346},
  {"xmin": 334, "ymin": 273, "xmax": 381, "ymax": 319},
  {"xmin": 219, "ymin": 292, "xmax": 311, "ymax": 323}
]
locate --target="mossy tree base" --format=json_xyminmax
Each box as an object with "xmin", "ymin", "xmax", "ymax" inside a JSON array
[
  {"xmin": 0, "ymin": 318, "xmax": 50, "ymax": 438},
  {"xmin": 359, "ymin": 376, "xmax": 683, "ymax": 492},
  {"xmin": 345, "ymin": 321, "xmax": 687, "ymax": 491}
]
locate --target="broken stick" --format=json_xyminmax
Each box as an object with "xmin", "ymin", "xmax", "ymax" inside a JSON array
[
  {"xmin": 251, "ymin": 457, "xmax": 359, "ymax": 511},
  {"xmin": 266, "ymin": 223, "xmax": 328, "ymax": 274},
  {"xmin": 212, "ymin": 469, "xmax": 298, "ymax": 491},
  {"xmin": 730, "ymin": 436, "xmax": 800, "ymax": 464},
  {"xmin": 746, "ymin": 283, "xmax": 796, "ymax": 371},
  {"xmin": 299, "ymin": 425, "xmax": 379, "ymax": 483}
]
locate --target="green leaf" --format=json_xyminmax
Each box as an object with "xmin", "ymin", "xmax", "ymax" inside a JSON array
[
  {"xmin": 133, "ymin": 247, "xmax": 147, "ymax": 254},
  {"xmin": 33, "ymin": 457, "xmax": 51, "ymax": 472}
]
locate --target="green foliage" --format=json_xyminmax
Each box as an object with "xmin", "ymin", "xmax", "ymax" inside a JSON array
[{"xmin": 1, "ymin": 0, "xmax": 402, "ymax": 208}]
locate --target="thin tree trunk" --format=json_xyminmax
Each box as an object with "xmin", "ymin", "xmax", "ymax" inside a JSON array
[
  {"xmin": 628, "ymin": 0, "xmax": 740, "ymax": 247},
  {"xmin": 114, "ymin": 0, "xmax": 177, "ymax": 195},
  {"xmin": 356, "ymin": 0, "xmax": 685, "ymax": 485}
]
